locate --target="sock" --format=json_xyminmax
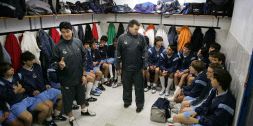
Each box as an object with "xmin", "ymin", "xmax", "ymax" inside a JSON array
[
  {"xmin": 166, "ymin": 78, "xmax": 173, "ymax": 91},
  {"xmin": 54, "ymin": 110, "xmax": 61, "ymax": 116},
  {"xmin": 153, "ymin": 83, "xmax": 157, "ymax": 87},
  {"xmin": 69, "ymin": 116, "xmax": 75, "ymax": 121},
  {"xmin": 85, "ymin": 82, "xmax": 93, "ymax": 99},
  {"xmin": 160, "ymin": 76, "xmax": 165, "ymax": 91},
  {"xmin": 46, "ymin": 116, "xmax": 52, "ymax": 121},
  {"xmin": 81, "ymin": 107, "xmax": 88, "ymax": 113},
  {"xmin": 147, "ymin": 82, "xmax": 150, "ymax": 87},
  {"xmin": 117, "ymin": 75, "xmax": 121, "ymax": 83},
  {"xmin": 109, "ymin": 64, "xmax": 114, "ymax": 78},
  {"xmin": 173, "ymin": 86, "xmax": 181, "ymax": 98},
  {"xmin": 94, "ymin": 81, "xmax": 99, "ymax": 88}
]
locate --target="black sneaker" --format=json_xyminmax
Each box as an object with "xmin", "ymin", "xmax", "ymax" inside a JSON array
[
  {"xmin": 86, "ymin": 97, "xmax": 97, "ymax": 102},
  {"xmin": 53, "ymin": 114, "xmax": 67, "ymax": 121},
  {"xmin": 98, "ymin": 85, "xmax": 105, "ymax": 91},
  {"xmin": 105, "ymin": 81, "xmax": 112, "ymax": 87},
  {"xmin": 144, "ymin": 86, "xmax": 151, "ymax": 92},
  {"xmin": 44, "ymin": 120, "xmax": 57, "ymax": 126},
  {"xmin": 69, "ymin": 120, "xmax": 74, "ymax": 126},
  {"xmin": 72, "ymin": 104, "xmax": 79, "ymax": 110},
  {"xmin": 124, "ymin": 104, "xmax": 131, "ymax": 108},
  {"xmin": 81, "ymin": 110, "xmax": 96, "ymax": 116},
  {"xmin": 136, "ymin": 108, "xmax": 143, "ymax": 113}
]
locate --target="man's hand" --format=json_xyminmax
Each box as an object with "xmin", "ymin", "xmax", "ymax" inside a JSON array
[
  {"xmin": 82, "ymin": 76, "xmax": 87, "ymax": 85},
  {"xmin": 59, "ymin": 57, "xmax": 66, "ymax": 70},
  {"xmin": 33, "ymin": 90, "xmax": 40, "ymax": 96},
  {"xmin": 46, "ymin": 85, "xmax": 51, "ymax": 89}
]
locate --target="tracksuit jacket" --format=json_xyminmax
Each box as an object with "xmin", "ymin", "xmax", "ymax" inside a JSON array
[
  {"xmin": 159, "ymin": 51, "xmax": 179, "ymax": 73},
  {"xmin": 147, "ymin": 46, "xmax": 164, "ymax": 67}
]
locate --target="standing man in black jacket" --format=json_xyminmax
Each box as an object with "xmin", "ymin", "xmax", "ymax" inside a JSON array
[
  {"xmin": 116, "ymin": 20, "xmax": 147, "ymax": 113},
  {"xmin": 52, "ymin": 22, "xmax": 96, "ymax": 126}
]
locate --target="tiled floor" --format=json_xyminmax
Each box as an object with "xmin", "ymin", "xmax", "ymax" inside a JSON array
[{"xmin": 56, "ymin": 85, "xmax": 169, "ymax": 126}]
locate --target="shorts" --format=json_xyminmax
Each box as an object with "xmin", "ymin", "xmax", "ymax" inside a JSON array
[
  {"xmin": 105, "ymin": 58, "xmax": 115, "ymax": 64},
  {"xmin": 34, "ymin": 88, "xmax": 61, "ymax": 104},
  {"xmin": 61, "ymin": 84, "xmax": 89, "ymax": 114},
  {"xmin": 184, "ymin": 96, "xmax": 197, "ymax": 102},
  {"xmin": 10, "ymin": 97, "xmax": 37, "ymax": 119}
]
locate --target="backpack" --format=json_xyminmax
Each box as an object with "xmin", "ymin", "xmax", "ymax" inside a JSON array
[
  {"xmin": 101, "ymin": 0, "xmax": 116, "ymax": 13},
  {"xmin": 0, "ymin": 0, "xmax": 26, "ymax": 19},
  {"xmin": 150, "ymin": 98, "xmax": 171, "ymax": 123},
  {"xmin": 208, "ymin": 0, "xmax": 234, "ymax": 16},
  {"xmin": 89, "ymin": 0, "xmax": 103, "ymax": 13},
  {"xmin": 157, "ymin": 0, "xmax": 181, "ymax": 14},
  {"xmin": 181, "ymin": 3, "xmax": 204, "ymax": 15},
  {"xmin": 112, "ymin": 5, "xmax": 133, "ymax": 13}
]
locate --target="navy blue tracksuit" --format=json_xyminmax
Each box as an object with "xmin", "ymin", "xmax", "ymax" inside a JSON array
[
  {"xmin": 178, "ymin": 52, "xmax": 197, "ymax": 71},
  {"xmin": 147, "ymin": 47, "xmax": 164, "ymax": 67},
  {"xmin": 159, "ymin": 51, "xmax": 179, "ymax": 73},
  {"xmin": 183, "ymin": 72, "xmax": 209, "ymax": 98},
  {"xmin": 195, "ymin": 88, "xmax": 236, "ymax": 126}
]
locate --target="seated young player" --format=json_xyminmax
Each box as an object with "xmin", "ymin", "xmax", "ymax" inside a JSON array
[
  {"xmin": 208, "ymin": 43, "xmax": 221, "ymax": 53},
  {"xmin": 0, "ymin": 62, "xmax": 55, "ymax": 126},
  {"xmin": 18, "ymin": 51, "xmax": 66, "ymax": 123},
  {"xmin": 172, "ymin": 69, "xmax": 235, "ymax": 126},
  {"xmin": 173, "ymin": 44, "xmax": 197, "ymax": 98},
  {"xmin": 83, "ymin": 42, "xmax": 103, "ymax": 100},
  {"xmin": 197, "ymin": 47, "xmax": 209, "ymax": 65},
  {"xmin": 99, "ymin": 36, "xmax": 115, "ymax": 84},
  {"xmin": 180, "ymin": 63, "xmax": 223, "ymax": 113},
  {"xmin": 144, "ymin": 36, "xmax": 165, "ymax": 94},
  {"xmin": 170, "ymin": 60, "xmax": 209, "ymax": 103},
  {"xmin": 159, "ymin": 45, "xmax": 179, "ymax": 96},
  {"xmin": 208, "ymin": 52, "xmax": 226, "ymax": 69}
]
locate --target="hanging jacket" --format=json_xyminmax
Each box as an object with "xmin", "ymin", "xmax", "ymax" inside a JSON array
[
  {"xmin": 36, "ymin": 29, "xmax": 55, "ymax": 83},
  {"xmin": 177, "ymin": 26, "xmax": 191, "ymax": 52},
  {"xmin": 96, "ymin": 23, "xmax": 102, "ymax": 41},
  {"xmin": 92, "ymin": 22, "xmax": 99, "ymax": 41},
  {"xmin": 167, "ymin": 26, "xmax": 178, "ymax": 46},
  {"xmin": 145, "ymin": 24, "xmax": 156, "ymax": 47},
  {"xmin": 159, "ymin": 51, "xmax": 179, "ymax": 73},
  {"xmin": 138, "ymin": 24, "xmax": 145, "ymax": 35},
  {"xmin": 107, "ymin": 23, "xmax": 116, "ymax": 45},
  {"xmin": 195, "ymin": 89, "xmax": 236, "ymax": 126},
  {"xmin": 5, "ymin": 33, "xmax": 22, "ymax": 72},
  {"xmin": 148, "ymin": 46, "xmax": 164, "ymax": 67},
  {"xmin": 178, "ymin": 52, "xmax": 197, "ymax": 71},
  {"xmin": 21, "ymin": 31, "xmax": 41, "ymax": 64},
  {"xmin": 49, "ymin": 27, "xmax": 61, "ymax": 44},
  {"xmin": 72, "ymin": 26, "xmax": 79, "ymax": 39},
  {"xmin": 191, "ymin": 27, "xmax": 204, "ymax": 52},
  {"xmin": 156, "ymin": 24, "xmax": 169, "ymax": 48},
  {"xmin": 203, "ymin": 28, "xmax": 216, "ymax": 49},
  {"xmin": 84, "ymin": 24, "xmax": 93, "ymax": 43},
  {"xmin": 116, "ymin": 23, "xmax": 125, "ymax": 38},
  {"xmin": 0, "ymin": 43, "xmax": 11, "ymax": 64},
  {"xmin": 183, "ymin": 71, "xmax": 210, "ymax": 98},
  {"xmin": 134, "ymin": 2, "xmax": 156, "ymax": 13},
  {"xmin": 78, "ymin": 25, "xmax": 85, "ymax": 44}
]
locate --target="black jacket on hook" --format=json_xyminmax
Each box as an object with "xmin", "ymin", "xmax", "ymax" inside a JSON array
[
  {"xmin": 167, "ymin": 26, "xmax": 178, "ymax": 46},
  {"xmin": 78, "ymin": 25, "xmax": 85, "ymax": 44},
  {"xmin": 84, "ymin": 24, "xmax": 93, "ymax": 43},
  {"xmin": 203, "ymin": 28, "xmax": 216, "ymax": 49},
  {"xmin": 116, "ymin": 23, "xmax": 125, "ymax": 38},
  {"xmin": 190, "ymin": 27, "xmax": 204, "ymax": 52}
]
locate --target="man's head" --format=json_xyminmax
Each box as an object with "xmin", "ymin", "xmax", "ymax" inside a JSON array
[
  {"xmin": 59, "ymin": 22, "xmax": 73, "ymax": 41},
  {"xmin": 0, "ymin": 62, "xmax": 14, "ymax": 77},
  {"xmin": 100, "ymin": 36, "xmax": 108, "ymax": 47},
  {"xmin": 128, "ymin": 20, "xmax": 140, "ymax": 36},
  {"xmin": 21, "ymin": 51, "xmax": 36, "ymax": 67},
  {"xmin": 154, "ymin": 36, "xmax": 163, "ymax": 48},
  {"xmin": 209, "ymin": 43, "xmax": 221, "ymax": 53},
  {"xmin": 207, "ymin": 63, "xmax": 223, "ymax": 79},
  {"xmin": 183, "ymin": 43, "xmax": 192, "ymax": 56},
  {"xmin": 209, "ymin": 52, "xmax": 226, "ymax": 65},
  {"xmin": 167, "ymin": 45, "xmax": 177, "ymax": 56},
  {"xmin": 211, "ymin": 69, "xmax": 232, "ymax": 91},
  {"xmin": 189, "ymin": 60, "xmax": 206, "ymax": 75}
]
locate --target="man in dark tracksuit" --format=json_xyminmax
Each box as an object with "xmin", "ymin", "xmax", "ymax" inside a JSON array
[
  {"xmin": 116, "ymin": 20, "xmax": 147, "ymax": 113},
  {"xmin": 52, "ymin": 22, "xmax": 95, "ymax": 125}
]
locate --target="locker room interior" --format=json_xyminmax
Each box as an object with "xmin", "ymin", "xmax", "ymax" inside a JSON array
[{"xmin": 0, "ymin": 0, "xmax": 252, "ymax": 126}]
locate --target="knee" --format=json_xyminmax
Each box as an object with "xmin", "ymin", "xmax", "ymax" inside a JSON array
[
  {"xmin": 96, "ymin": 71, "xmax": 103, "ymax": 77},
  {"xmin": 22, "ymin": 112, "xmax": 33, "ymax": 123},
  {"xmin": 103, "ymin": 64, "xmax": 109, "ymax": 69},
  {"xmin": 87, "ymin": 75, "xmax": 95, "ymax": 82}
]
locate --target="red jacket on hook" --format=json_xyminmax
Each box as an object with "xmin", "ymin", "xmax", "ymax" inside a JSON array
[
  {"xmin": 92, "ymin": 22, "xmax": 99, "ymax": 41},
  {"xmin": 5, "ymin": 33, "xmax": 22, "ymax": 73},
  {"xmin": 49, "ymin": 27, "xmax": 61, "ymax": 44}
]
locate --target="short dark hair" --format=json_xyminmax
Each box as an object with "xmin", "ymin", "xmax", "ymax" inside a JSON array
[
  {"xmin": 59, "ymin": 21, "xmax": 72, "ymax": 31},
  {"xmin": 208, "ymin": 63, "xmax": 223, "ymax": 70},
  {"xmin": 100, "ymin": 35, "xmax": 108, "ymax": 42},
  {"xmin": 191, "ymin": 60, "xmax": 206, "ymax": 73},
  {"xmin": 0, "ymin": 62, "xmax": 12, "ymax": 77},
  {"xmin": 210, "ymin": 52, "xmax": 226, "ymax": 63},
  {"xmin": 209, "ymin": 43, "xmax": 221, "ymax": 52},
  {"xmin": 154, "ymin": 36, "xmax": 163, "ymax": 46},
  {"xmin": 21, "ymin": 51, "xmax": 35, "ymax": 63},
  {"xmin": 168, "ymin": 45, "xmax": 177, "ymax": 52},
  {"xmin": 213, "ymin": 69, "xmax": 232, "ymax": 90},
  {"xmin": 128, "ymin": 19, "xmax": 140, "ymax": 28},
  {"xmin": 184, "ymin": 43, "xmax": 192, "ymax": 50}
]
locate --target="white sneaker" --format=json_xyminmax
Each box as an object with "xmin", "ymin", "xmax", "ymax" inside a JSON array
[
  {"xmin": 159, "ymin": 89, "xmax": 165, "ymax": 95},
  {"xmin": 151, "ymin": 87, "xmax": 156, "ymax": 94},
  {"xmin": 165, "ymin": 90, "xmax": 170, "ymax": 96}
]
